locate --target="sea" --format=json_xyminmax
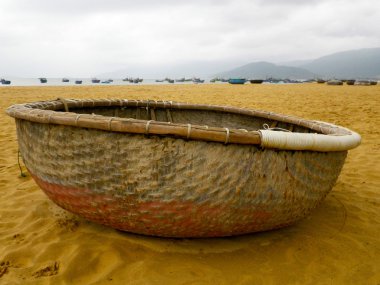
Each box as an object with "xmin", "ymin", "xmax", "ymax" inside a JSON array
[{"xmin": 0, "ymin": 78, "xmax": 217, "ymax": 87}]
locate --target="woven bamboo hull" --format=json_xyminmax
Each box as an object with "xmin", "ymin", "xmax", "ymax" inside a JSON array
[{"xmin": 16, "ymin": 119, "xmax": 347, "ymax": 237}]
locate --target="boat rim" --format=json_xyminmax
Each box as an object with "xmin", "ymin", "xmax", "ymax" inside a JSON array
[{"xmin": 6, "ymin": 98, "xmax": 361, "ymax": 152}]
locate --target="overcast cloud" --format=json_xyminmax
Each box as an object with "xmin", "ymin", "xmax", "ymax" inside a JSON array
[{"xmin": 1, "ymin": 0, "xmax": 379, "ymax": 77}]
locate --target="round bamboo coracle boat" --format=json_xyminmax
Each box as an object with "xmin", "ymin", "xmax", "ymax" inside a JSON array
[{"xmin": 6, "ymin": 98, "xmax": 361, "ymax": 238}]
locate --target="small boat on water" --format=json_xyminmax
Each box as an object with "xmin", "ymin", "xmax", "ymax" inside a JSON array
[
  {"xmin": 91, "ymin": 78, "xmax": 100, "ymax": 83},
  {"xmin": 62, "ymin": 78, "xmax": 70, "ymax": 83},
  {"xmin": 123, "ymin": 77, "xmax": 142, "ymax": 83},
  {"xmin": 250, "ymin": 79, "xmax": 264, "ymax": 84},
  {"xmin": 264, "ymin": 78, "xmax": 282, "ymax": 84},
  {"xmin": 175, "ymin": 78, "xmax": 185, "ymax": 82},
  {"xmin": 370, "ymin": 81, "xmax": 378, "ymax": 85},
  {"xmin": 346, "ymin": 80, "xmax": 356, "ymax": 85},
  {"xmin": 75, "ymin": 80, "xmax": 82, "ymax": 84},
  {"xmin": 1, "ymin": 79, "xmax": 11, "ymax": 85},
  {"xmin": 39, "ymin": 78, "xmax": 47, "ymax": 83},
  {"xmin": 317, "ymin": 79, "xmax": 326, "ymax": 84},
  {"xmin": 101, "ymin": 80, "xmax": 112, "ymax": 84},
  {"xmin": 163, "ymin": 78, "xmax": 174, "ymax": 83},
  {"xmin": 327, "ymin": 80, "xmax": 343, "ymax": 86},
  {"xmin": 192, "ymin": 78, "xmax": 205, "ymax": 84},
  {"xmin": 155, "ymin": 79, "xmax": 165, "ymax": 82},
  {"xmin": 283, "ymin": 79, "xmax": 302, "ymax": 84},
  {"xmin": 355, "ymin": 80, "xmax": 371, "ymax": 86},
  {"xmin": 210, "ymin": 77, "xmax": 225, "ymax": 83},
  {"xmin": 228, "ymin": 78, "xmax": 246, "ymax": 84}
]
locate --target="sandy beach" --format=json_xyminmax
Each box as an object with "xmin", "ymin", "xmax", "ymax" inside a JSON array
[{"xmin": 0, "ymin": 83, "xmax": 379, "ymax": 284}]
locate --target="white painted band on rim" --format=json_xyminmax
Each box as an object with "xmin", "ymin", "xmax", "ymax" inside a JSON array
[{"xmin": 259, "ymin": 129, "xmax": 361, "ymax": 152}]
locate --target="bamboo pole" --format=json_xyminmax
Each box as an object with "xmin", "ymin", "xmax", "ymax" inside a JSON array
[{"xmin": 6, "ymin": 98, "xmax": 356, "ymax": 148}]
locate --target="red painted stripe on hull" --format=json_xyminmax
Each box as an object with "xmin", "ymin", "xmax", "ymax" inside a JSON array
[{"xmin": 30, "ymin": 173, "xmax": 274, "ymax": 237}]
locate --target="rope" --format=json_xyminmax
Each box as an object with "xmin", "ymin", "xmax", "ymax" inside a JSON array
[
  {"xmin": 166, "ymin": 108, "xmax": 173, "ymax": 123},
  {"xmin": 187, "ymin": 124, "xmax": 192, "ymax": 139},
  {"xmin": 108, "ymin": 117, "xmax": 115, "ymax": 131},
  {"xmin": 57, "ymin": 97, "xmax": 69, "ymax": 112},
  {"xmin": 224, "ymin": 128, "xmax": 230, "ymax": 144},
  {"xmin": 145, "ymin": 120, "xmax": 153, "ymax": 135},
  {"xmin": 263, "ymin": 123, "xmax": 291, "ymax": 132},
  {"xmin": 150, "ymin": 108, "xmax": 156, "ymax": 121},
  {"xmin": 17, "ymin": 150, "xmax": 26, "ymax": 177},
  {"xmin": 75, "ymin": 114, "xmax": 82, "ymax": 126}
]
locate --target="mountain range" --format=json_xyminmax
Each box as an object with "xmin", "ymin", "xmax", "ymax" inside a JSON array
[
  {"xmin": 99, "ymin": 47, "xmax": 380, "ymax": 80},
  {"xmin": 215, "ymin": 47, "xmax": 380, "ymax": 79},
  {"xmin": 214, "ymin": 61, "xmax": 315, "ymax": 80}
]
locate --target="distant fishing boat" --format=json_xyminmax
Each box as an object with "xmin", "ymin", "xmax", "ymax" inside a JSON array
[
  {"xmin": 228, "ymin": 78, "xmax": 246, "ymax": 84},
  {"xmin": 346, "ymin": 80, "xmax": 356, "ymax": 85},
  {"xmin": 327, "ymin": 80, "xmax": 343, "ymax": 86},
  {"xmin": 108, "ymin": 79, "xmax": 113, "ymax": 83},
  {"xmin": 1, "ymin": 79, "xmax": 11, "ymax": 85},
  {"xmin": 370, "ymin": 80, "xmax": 378, "ymax": 85},
  {"xmin": 91, "ymin": 78, "xmax": 100, "ymax": 83},
  {"xmin": 163, "ymin": 78, "xmax": 174, "ymax": 83},
  {"xmin": 39, "ymin": 78, "xmax": 47, "ymax": 83},
  {"xmin": 62, "ymin": 78, "xmax": 69, "ymax": 83},
  {"xmin": 249, "ymin": 79, "xmax": 264, "ymax": 84},
  {"xmin": 317, "ymin": 79, "xmax": 326, "ymax": 84},
  {"xmin": 284, "ymin": 79, "xmax": 302, "ymax": 84},
  {"xmin": 355, "ymin": 80, "xmax": 371, "ymax": 86},
  {"xmin": 263, "ymin": 77, "xmax": 282, "ymax": 84},
  {"xmin": 101, "ymin": 80, "xmax": 111, "ymax": 84},
  {"xmin": 155, "ymin": 79, "xmax": 164, "ymax": 82},
  {"xmin": 192, "ymin": 78, "xmax": 205, "ymax": 83},
  {"xmin": 175, "ymin": 78, "xmax": 185, "ymax": 82},
  {"xmin": 210, "ymin": 77, "xmax": 224, "ymax": 82},
  {"xmin": 75, "ymin": 80, "xmax": 82, "ymax": 84},
  {"xmin": 303, "ymin": 79, "xmax": 316, "ymax": 83}
]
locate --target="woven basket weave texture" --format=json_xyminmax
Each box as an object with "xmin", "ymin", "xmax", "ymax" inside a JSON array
[{"xmin": 17, "ymin": 119, "xmax": 347, "ymax": 237}]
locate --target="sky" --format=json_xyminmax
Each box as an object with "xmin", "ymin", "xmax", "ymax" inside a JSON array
[{"xmin": 1, "ymin": 0, "xmax": 379, "ymax": 78}]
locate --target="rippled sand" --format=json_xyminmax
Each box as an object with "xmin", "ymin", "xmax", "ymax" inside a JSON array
[{"xmin": 0, "ymin": 84, "xmax": 379, "ymax": 284}]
